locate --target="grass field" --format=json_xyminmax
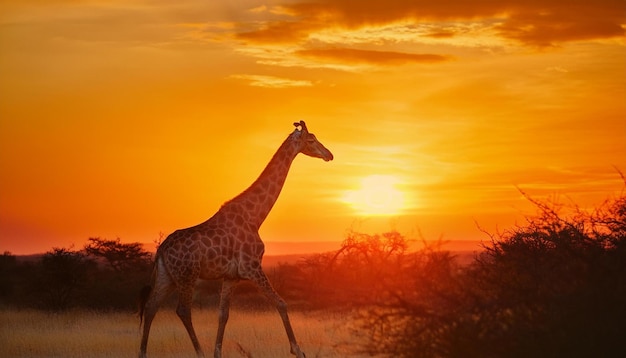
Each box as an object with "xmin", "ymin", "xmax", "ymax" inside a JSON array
[{"xmin": 0, "ymin": 309, "xmax": 368, "ymax": 358}]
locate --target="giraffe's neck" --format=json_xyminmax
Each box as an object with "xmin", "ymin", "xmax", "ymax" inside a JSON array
[{"xmin": 223, "ymin": 132, "xmax": 300, "ymax": 229}]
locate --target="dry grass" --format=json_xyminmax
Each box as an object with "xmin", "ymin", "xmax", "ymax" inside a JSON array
[{"xmin": 0, "ymin": 308, "xmax": 367, "ymax": 358}]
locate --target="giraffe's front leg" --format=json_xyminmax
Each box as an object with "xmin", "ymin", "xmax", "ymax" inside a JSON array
[
  {"xmin": 290, "ymin": 342, "xmax": 306, "ymax": 358},
  {"xmin": 250, "ymin": 269, "xmax": 306, "ymax": 358},
  {"xmin": 280, "ymin": 300, "xmax": 306, "ymax": 358}
]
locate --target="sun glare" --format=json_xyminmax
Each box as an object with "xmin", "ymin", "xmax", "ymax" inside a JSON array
[{"xmin": 342, "ymin": 175, "xmax": 405, "ymax": 216}]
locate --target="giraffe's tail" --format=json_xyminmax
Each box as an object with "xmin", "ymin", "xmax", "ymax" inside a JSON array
[
  {"xmin": 138, "ymin": 284, "xmax": 152, "ymax": 328},
  {"xmin": 138, "ymin": 256, "xmax": 158, "ymax": 328}
]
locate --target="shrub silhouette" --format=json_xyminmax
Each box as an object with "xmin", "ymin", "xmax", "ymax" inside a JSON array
[
  {"xmin": 357, "ymin": 191, "xmax": 626, "ymax": 358},
  {"xmin": 277, "ymin": 229, "xmax": 412, "ymax": 309}
]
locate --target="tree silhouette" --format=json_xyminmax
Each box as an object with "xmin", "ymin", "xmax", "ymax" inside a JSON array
[
  {"xmin": 31, "ymin": 247, "xmax": 96, "ymax": 310},
  {"xmin": 84, "ymin": 237, "xmax": 152, "ymax": 272},
  {"xmin": 83, "ymin": 237, "xmax": 153, "ymax": 310},
  {"xmin": 0, "ymin": 251, "xmax": 17, "ymax": 303}
]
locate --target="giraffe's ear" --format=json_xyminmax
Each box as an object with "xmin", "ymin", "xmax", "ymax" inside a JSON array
[{"xmin": 294, "ymin": 120, "xmax": 308, "ymax": 133}]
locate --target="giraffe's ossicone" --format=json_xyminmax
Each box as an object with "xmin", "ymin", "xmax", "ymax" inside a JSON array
[{"xmin": 138, "ymin": 121, "xmax": 333, "ymax": 358}]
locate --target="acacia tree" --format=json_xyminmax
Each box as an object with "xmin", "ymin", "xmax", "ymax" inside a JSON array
[
  {"xmin": 84, "ymin": 237, "xmax": 152, "ymax": 272},
  {"xmin": 31, "ymin": 247, "xmax": 96, "ymax": 310},
  {"xmin": 83, "ymin": 237, "xmax": 153, "ymax": 310}
]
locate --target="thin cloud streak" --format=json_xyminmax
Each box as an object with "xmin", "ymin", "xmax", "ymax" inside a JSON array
[
  {"xmin": 230, "ymin": 74, "xmax": 313, "ymax": 88},
  {"xmin": 296, "ymin": 48, "xmax": 451, "ymax": 65}
]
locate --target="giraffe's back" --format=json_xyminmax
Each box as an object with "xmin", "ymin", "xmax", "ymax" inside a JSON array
[{"xmin": 157, "ymin": 212, "xmax": 265, "ymax": 283}]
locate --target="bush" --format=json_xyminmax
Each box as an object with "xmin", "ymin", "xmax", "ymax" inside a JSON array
[
  {"xmin": 276, "ymin": 230, "xmax": 412, "ymax": 309},
  {"xmin": 357, "ymin": 192, "xmax": 626, "ymax": 358}
]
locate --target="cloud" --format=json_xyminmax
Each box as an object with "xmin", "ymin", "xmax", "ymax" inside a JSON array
[
  {"xmin": 230, "ymin": 74, "xmax": 313, "ymax": 88},
  {"xmin": 496, "ymin": 8, "xmax": 625, "ymax": 47},
  {"xmin": 249, "ymin": 5, "xmax": 268, "ymax": 13},
  {"xmin": 236, "ymin": 20, "xmax": 321, "ymax": 44},
  {"xmin": 308, "ymin": 22, "xmax": 507, "ymax": 49},
  {"xmin": 236, "ymin": 0, "xmax": 625, "ymax": 47},
  {"xmin": 296, "ymin": 48, "xmax": 451, "ymax": 65}
]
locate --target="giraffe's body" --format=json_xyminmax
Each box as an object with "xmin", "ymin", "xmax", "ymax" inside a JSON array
[{"xmin": 139, "ymin": 121, "xmax": 333, "ymax": 358}]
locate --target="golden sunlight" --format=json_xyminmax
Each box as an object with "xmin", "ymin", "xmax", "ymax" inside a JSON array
[{"xmin": 342, "ymin": 175, "xmax": 405, "ymax": 216}]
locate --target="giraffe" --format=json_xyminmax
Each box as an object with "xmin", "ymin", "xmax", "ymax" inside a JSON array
[{"xmin": 138, "ymin": 120, "xmax": 333, "ymax": 358}]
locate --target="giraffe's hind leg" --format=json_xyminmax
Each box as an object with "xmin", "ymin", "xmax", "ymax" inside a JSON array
[
  {"xmin": 214, "ymin": 279, "xmax": 237, "ymax": 358},
  {"xmin": 177, "ymin": 284, "xmax": 205, "ymax": 357},
  {"xmin": 139, "ymin": 259, "xmax": 175, "ymax": 358}
]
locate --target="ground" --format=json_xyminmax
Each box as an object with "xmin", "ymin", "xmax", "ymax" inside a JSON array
[{"xmin": 0, "ymin": 308, "xmax": 370, "ymax": 358}]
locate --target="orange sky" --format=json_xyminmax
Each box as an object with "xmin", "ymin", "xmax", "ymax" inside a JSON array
[{"xmin": 1, "ymin": 0, "xmax": 625, "ymax": 255}]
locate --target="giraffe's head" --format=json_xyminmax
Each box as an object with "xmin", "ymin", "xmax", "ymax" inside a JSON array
[{"xmin": 293, "ymin": 120, "xmax": 334, "ymax": 162}]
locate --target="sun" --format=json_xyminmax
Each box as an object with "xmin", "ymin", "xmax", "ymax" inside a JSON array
[{"xmin": 342, "ymin": 175, "xmax": 405, "ymax": 216}]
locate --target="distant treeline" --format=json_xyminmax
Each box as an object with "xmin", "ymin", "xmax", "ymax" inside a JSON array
[
  {"xmin": 0, "ymin": 238, "xmax": 153, "ymax": 311},
  {"xmin": 1, "ymin": 190, "xmax": 625, "ymax": 357}
]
